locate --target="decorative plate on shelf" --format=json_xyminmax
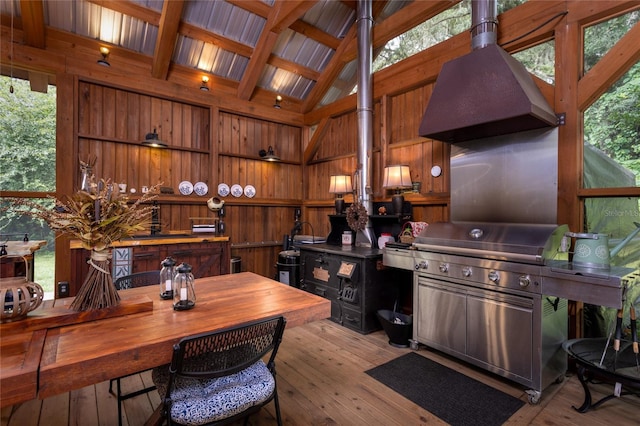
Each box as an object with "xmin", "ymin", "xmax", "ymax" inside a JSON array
[
  {"xmin": 178, "ymin": 181, "xmax": 193, "ymax": 195},
  {"xmin": 230, "ymin": 184, "xmax": 243, "ymax": 197},
  {"xmin": 244, "ymin": 184, "xmax": 256, "ymax": 198},
  {"xmin": 193, "ymin": 182, "xmax": 208, "ymax": 196},
  {"xmin": 217, "ymin": 183, "xmax": 230, "ymax": 197}
]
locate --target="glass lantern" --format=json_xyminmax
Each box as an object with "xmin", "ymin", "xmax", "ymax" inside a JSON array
[
  {"xmin": 173, "ymin": 263, "xmax": 196, "ymax": 310},
  {"xmin": 159, "ymin": 257, "xmax": 176, "ymax": 300}
]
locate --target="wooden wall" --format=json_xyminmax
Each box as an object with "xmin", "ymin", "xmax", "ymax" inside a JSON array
[
  {"xmin": 69, "ymin": 80, "xmax": 304, "ymax": 281},
  {"xmin": 1, "ymin": 1, "xmax": 638, "ymax": 290}
]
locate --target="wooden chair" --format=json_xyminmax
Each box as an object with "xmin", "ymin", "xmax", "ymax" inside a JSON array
[
  {"xmin": 152, "ymin": 315, "xmax": 287, "ymax": 426},
  {"xmin": 110, "ymin": 270, "xmax": 161, "ymax": 426}
]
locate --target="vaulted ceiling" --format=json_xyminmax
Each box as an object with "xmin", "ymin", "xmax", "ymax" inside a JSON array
[{"xmin": 0, "ymin": 0, "xmax": 459, "ymax": 113}]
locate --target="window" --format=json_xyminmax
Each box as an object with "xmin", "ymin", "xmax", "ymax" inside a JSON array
[
  {"xmin": 0, "ymin": 75, "xmax": 57, "ymax": 295},
  {"xmin": 582, "ymin": 10, "xmax": 640, "ymax": 269}
]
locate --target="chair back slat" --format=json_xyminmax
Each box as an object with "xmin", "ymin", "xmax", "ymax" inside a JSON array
[
  {"xmin": 171, "ymin": 316, "xmax": 286, "ymax": 380},
  {"xmin": 114, "ymin": 270, "xmax": 160, "ymax": 290}
]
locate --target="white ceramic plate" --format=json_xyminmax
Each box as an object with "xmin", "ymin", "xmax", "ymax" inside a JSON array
[
  {"xmin": 244, "ymin": 184, "xmax": 256, "ymax": 198},
  {"xmin": 217, "ymin": 183, "xmax": 230, "ymax": 197},
  {"xmin": 230, "ymin": 184, "xmax": 243, "ymax": 197},
  {"xmin": 178, "ymin": 181, "xmax": 193, "ymax": 195},
  {"xmin": 193, "ymin": 182, "xmax": 208, "ymax": 196}
]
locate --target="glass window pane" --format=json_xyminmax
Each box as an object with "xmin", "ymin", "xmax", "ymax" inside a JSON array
[
  {"xmin": 584, "ymin": 197, "xmax": 640, "ymax": 269},
  {"xmin": 583, "ymin": 62, "xmax": 640, "ymax": 188},
  {"xmin": 584, "ymin": 11, "xmax": 640, "ymax": 73},
  {"xmin": 0, "ymin": 76, "xmax": 57, "ymax": 192},
  {"xmin": 512, "ymin": 41, "xmax": 555, "ymax": 84}
]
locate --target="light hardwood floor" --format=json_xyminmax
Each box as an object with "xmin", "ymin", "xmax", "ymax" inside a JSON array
[{"xmin": 2, "ymin": 319, "xmax": 638, "ymax": 425}]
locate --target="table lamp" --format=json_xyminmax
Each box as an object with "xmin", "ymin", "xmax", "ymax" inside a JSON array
[
  {"xmin": 329, "ymin": 175, "xmax": 353, "ymax": 215},
  {"xmin": 383, "ymin": 165, "xmax": 412, "ymax": 215}
]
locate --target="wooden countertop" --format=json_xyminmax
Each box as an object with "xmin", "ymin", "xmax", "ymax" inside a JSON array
[
  {"xmin": 1, "ymin": 240, "xmax": 47, "ymax": 256},
  {"xmin": 1, "ymin": 272, "xmax": 330, "ymax": 405},
  {"xmin": 69, "ymin": 234, "xmax": 229, "ymax": 249}
]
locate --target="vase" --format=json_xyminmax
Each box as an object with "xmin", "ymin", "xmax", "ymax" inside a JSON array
[{"xmin": 70, "ymin": 248, "xmax": 121, "ymax": 311}]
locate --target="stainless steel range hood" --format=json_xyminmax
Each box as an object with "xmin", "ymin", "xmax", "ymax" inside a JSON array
[{"xmin": 419, "ymin": 0, "xmax": 558, "ymax": 143}]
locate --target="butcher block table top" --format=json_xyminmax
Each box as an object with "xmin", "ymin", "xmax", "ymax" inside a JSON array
[{"xmin": 0, "ymin": 272, "xmax": 330, "ymax": 406}]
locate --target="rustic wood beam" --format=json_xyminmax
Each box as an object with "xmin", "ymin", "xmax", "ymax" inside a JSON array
[
  {"xmin": 567, "ymin": 0, "xmax": 640, "ymax": 25},
  {"xmin": 179, "ymin": 22, "xmax": 253, "ymax": 58},
  {"xmin": 226, "ymin": 0, "xmax": 272, "ymax": 18},
  {"xmin": 19, "ymin": 0, "xmax": 45, "ymax": 48},
  {"xmin": 87, "ymin": 0, "xmax": 162, "ymax": 25},
  {"xmin": 301, "ymin": 24, "xmax": 357, "ymax": 114},
  {"xmin": 268, "ymin": 54, "xmax": 320, "ymax": 82},
  {"xmin": 289, "ymin": 20, "xmax": 341, "ymax": 50},
  {"xmin": 303, "ymin": 117, "xmax": 330, "ymax": 164},
  {"xmin": 578, "ymin": 20, "xmax": 640, "ymax": 110},
  {"xmin": 237, "ymin": 0, "xmax": 317, "ymax": 101},
  {"xmin": 151, "ymin": 0, "xmax": 184, "ymax": 80}
]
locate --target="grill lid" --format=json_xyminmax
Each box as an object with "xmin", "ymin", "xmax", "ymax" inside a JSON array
[{"xmin": 413, "ymin": 222, "xmax": 569, "ymax": 263}]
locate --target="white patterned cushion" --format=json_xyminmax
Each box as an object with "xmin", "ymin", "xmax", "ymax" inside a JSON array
[{"xmin": 152, "ymin": 360, "xmax": 275, "ymax": 426}]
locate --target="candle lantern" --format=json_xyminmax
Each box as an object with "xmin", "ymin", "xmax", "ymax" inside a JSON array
[
  {"xmin": 173, "ymin": 263, "xmax": 196, "ymax": 310},
  {"xmin": 159, "ymin": 257, "xmax": 176, "ymax": 300}
]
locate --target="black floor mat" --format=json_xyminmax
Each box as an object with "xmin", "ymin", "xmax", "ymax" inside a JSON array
[{"xmin": 365, "ymin": 352, "xmax": 525, "ymax": 426}]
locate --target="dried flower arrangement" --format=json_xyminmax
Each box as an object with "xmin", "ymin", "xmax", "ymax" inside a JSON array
[{"xmin": 7, "ymin": 175, "xmax": 160, "ymax": 311}]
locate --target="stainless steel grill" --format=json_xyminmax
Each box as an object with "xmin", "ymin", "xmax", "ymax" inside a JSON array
[
  {"xmin": 413, "ymin": 221, "xmax": 569, "ymax": 266},
  {"xmin": 384, "ymin": 221, "xmax": 638, "ymax": 403},
  {"xmin": 384, "ymin": 221, "xmax": 573, "ymax": 403}
]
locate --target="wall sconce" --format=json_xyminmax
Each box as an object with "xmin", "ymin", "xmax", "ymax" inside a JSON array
[
  {"xmin": 200, "ymin": 76, "xmax": 209, "ymax": 91},
  {"xmin": 383, "ymin": 165, "xmax": 412, "ymax": 215},
  {"xmin": 97, "ymin": 47, "xmax": 110, "ymax": 67},
  {"xmin": 259, "ymin": 146, "xmax": 280, "ymax": 162},
  {"xmin": 141, "ymin": 128, "xmax": 168, "ymax": 149},
  {"xmin": 329, "ymin": 175, "xmax": 353, "ymax": 215},
  {"xmin": 274, "ymin": 95, "xmax": 282, "ymax": 109}
]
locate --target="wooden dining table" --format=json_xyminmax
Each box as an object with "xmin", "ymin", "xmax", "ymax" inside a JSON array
[{"xmin": 1, "ymin": 272, "xmax": 330, "ymax": 407}]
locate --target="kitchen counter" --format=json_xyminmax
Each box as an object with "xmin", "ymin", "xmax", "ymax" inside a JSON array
[
  {"xmin": 296, "ymin": 243, "xmax": 383, "ymax": 259},
  {"xmin": 68, "ymin": 235, "xmax": 231, "ymax": 296},
  {"xmin": 69, "ymin": 234, "xmax": 229, "ymax": 249},
  {"xmin": 0, "ymin": 240, "xmax": 47, "ymax": 282}
]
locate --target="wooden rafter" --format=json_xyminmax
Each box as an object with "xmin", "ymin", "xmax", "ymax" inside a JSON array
[
  {"xmin": 19, "ymin": 0, "xmax": 45, "ymax": 48},
  {"xmin": 151, "ymin": 0, "xmax": 184, "ymax": 80},
  {"xmin": 237, "ymin": 0, "xmax": 318, "ymax": 100},
  {"xmin": 578, "ymin": 20, "xmax": 640, "ymax": 110}
]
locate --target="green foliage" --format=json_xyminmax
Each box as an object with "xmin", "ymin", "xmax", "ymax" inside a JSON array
[
  {"xmin": 0, "ymin": 77, "xmax": 56, "ymax": 192},
  {"xmin": 584, "ymin": 11, "xmax": 640, "ymax": 185},
  {"xmin": 0, "ymin": 76, "xmax": 57, "ymax": 248}
]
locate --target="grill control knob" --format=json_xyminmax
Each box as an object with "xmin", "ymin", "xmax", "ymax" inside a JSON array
[
  {"xmin": 415, "ymin": 261, "xmax": 428, "ymax": 270},
  {"xmin": 488, "ymin": 270, "xmax": 500, "ymax": 283},
  {"xmin": 439, "ymin": 263, "xmax": 449, "ymax": 273},
  {"xmin": 462, "ymin": 266, "xmax": 472, "ymax": 277},
  {"xmin": 519, "ymin": 275, "xmax": 531, "ymax": 288}
]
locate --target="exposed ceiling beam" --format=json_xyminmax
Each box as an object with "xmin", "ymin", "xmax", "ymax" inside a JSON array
[
  {"xmin": 237, "ymin": 0, "xmax": 317, "ymax": 100},
  {"xmin": 302, "ymin": 24, "xmax": 357, "ymax": 113},
  {"xmin": 268, "ymin": 54, "xmax": 321, "ymax": 82},
  {"xmin": 151, "ymin": 0, "xmax": 184, "ymax": 80},
  {"xmin": 226, "ymin": 0, "xmax": 272, "ymax": 18},
  {"xmin": 19, "ymin": 0, "xmax": 45, "ymax": 48},
  {"xmin": 290, "ymin": 20, "xmax": 341, "ymax": 50},
  {"xmin": 578, "ymin": 19, "xmax": 640, "ymax": 110},
  {"xmin": 300, "ymin": 0, "xmax": 387, "ymax": 113}
]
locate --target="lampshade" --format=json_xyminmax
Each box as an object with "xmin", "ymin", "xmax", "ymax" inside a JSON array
[
  {"xmin": 259, "ymin": 146, "xmax": 280, "ymax": 162},
  {"xmin": 383, "ymin": 165, "xmax": 412, "ymax": 189},
  {"xmin": 141, "ymin": 129, "xmax": 168, "ymax": 148},
  {"xmin": 329, "ymin": 175, "xmax": 353, "ymax": 194}
]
